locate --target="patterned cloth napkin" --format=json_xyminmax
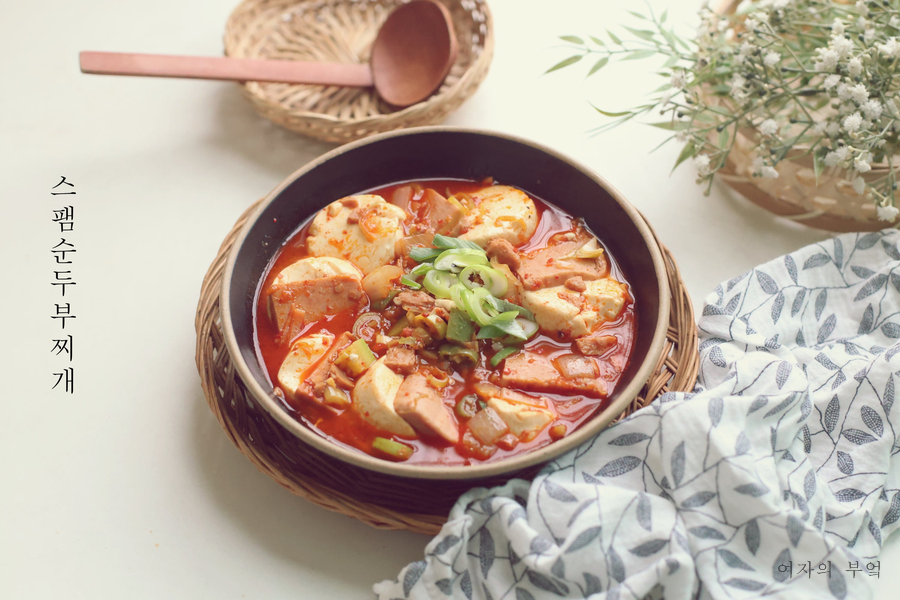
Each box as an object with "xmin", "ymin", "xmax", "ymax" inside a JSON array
[{"xmin": 374, "ymin": 230, "xmax": 900, "ymax": 600}]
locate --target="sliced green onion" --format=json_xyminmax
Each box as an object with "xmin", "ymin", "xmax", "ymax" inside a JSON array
[
  {"xmin": 423, "ymin": 269, "xmax": 458, "ymax": 299},
  {"xmin": 517, "ymin": 318, "xmax": 539, "ymax": 339},
  {"xmin": 432, "ymin": 234, "xmax": 483, "ymax": 251},
  {"xmin": 491, "ymin": 310, "xmax": 519, "ymax": 323},
  {"xmin": 371, "ymin": 290, "xmax": 399, "ymax": 311},
  {"xmin": 372, "ymin": 437, "xmax": 413, "ymax": 461},
  {"xmin": 438, "ymin": 344, "xmax": 478, "ymax": 366},
  {"xmin": 450, "ymin": 283, "xmax": 469, "ymax": 311},
  {"xmin": 485, "ymin": 296, "xmax": 535, "ymax": 321},
  {"xmin": 455, "ymin": 395, "xmax": 480, "ymax": 419},
  {"xmin": 387, "ymin": 315, "xmax": 409, "ymax": 336},
  {"xmin": 434, "ymin": 248, "xmax": 489, "ymax": 272},
  {"xmin": 400, "ymin": 275, "xmax": 421, "ymax": 289},
  {"xmin": 409, "ymin": 247, "xmax": 443, "ymax": 263},
  {"xmin": 463, "ymin": 288, "xmax": 494, "ymax": 326},
  {"xmin": 486, "ymin": 316, "xmax": 528, "ymax": 340},
  {"xmin": 476, "ymin": 324, "xmax": 507, "ymax": 340},
  {"xmin": 409, "ymin": 263, "xmax": 434, "ymax": 277},
  {"xmin": 459, "ymin": 264, "xmax": 508, "ymax": 297},
  {"xmin": 490, "ymin": 346, "xmax": 520, "ymax": 367},
  {"xmin": 446, "ymin": 308, "xmax": 474, "ymax": 344}
]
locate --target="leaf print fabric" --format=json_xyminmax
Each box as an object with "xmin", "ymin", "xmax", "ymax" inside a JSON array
[{"xmin": 375, "ymin": 231, "xmax": 900, "ymax": 600}]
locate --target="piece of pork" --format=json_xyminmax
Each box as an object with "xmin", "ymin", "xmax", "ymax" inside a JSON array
[
  {"xmin": 393, "ymin": 373, "xmax": 458, "ymax": 443},
  {"xmin": 294, "ymin": 332, "xmax": 354, "ymax": 404},
  {"xmin": 394, "ymin": 290, "xmax": 435, "ymax": 313},
  {"xmin": 419, "ymin": 189, "xmax": 463, "ymax": 236},
  {"xmin": 575, "ymin": 334, "xmax": 618, "ymax": 356},
  {"xmin": 485, "ymin": 238, "xmax": 521, "ymax": 271},
  {"xmin": 517, "ymin": 231, "xmax": 608, "ymax": 291},
  {"xmin": 384, "ymin": 346, "xmax": 417, "ymax": 375}
]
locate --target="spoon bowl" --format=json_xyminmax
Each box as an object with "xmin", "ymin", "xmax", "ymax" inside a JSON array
[{"xmin": 80, "ymin": 0, "xmax": 458, "ymax": 108}]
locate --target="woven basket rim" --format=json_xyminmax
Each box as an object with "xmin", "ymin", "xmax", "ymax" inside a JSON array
[
  {"xmin": 217, "ymin": 126, "xmax": 672, "ymax": 481},
  {"xmin": 224, "ymin": 0, "xmax": 494, "ymax": 126}
]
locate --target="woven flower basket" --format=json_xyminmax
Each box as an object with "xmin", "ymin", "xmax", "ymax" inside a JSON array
[
  {"xmin": 712, "ymin": 0, "xmax": 897, "ymax": 232},
  {"xmin": 223, "ymin": 0, "xmax": 493, "ymax": 143}
]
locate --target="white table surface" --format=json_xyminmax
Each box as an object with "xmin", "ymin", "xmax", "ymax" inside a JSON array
[{"xmin": 1, "ymin": 0, "xmax": 897, "ymax": 597}]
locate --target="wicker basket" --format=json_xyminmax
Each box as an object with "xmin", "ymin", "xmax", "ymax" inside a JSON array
[
  {"xmin": 195, "ymin": 200, "xmax": 699, "ymax": 534},
  {"xmin": 711, "ymin": 0, "xmax": 896, "ymax": 232},
  {"xmin": 223, "ymin": 0, "xmax": 493, "ymax": 143}
]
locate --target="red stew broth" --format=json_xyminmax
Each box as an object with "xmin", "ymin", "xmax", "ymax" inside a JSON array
[{"xmin": 253, "ymin": 179, "xmax": 637, "ymax": 465}]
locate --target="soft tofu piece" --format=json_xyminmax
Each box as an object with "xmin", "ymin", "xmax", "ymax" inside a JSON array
[
  {"xmin": 306, "ymin": 195, "xmax": 407, "ymax": 274},
  {"xmin": 352, "ymin": 357, "xmax": 416, "ymax": 438},
  {"xmin": 277, "ymin": 333, "xmax": 336, "ymax": 401},
  {"xmin": 393, "ymin": 373, "xmax": 459, "ymax": 443},
  {"xmin": 522, "ymin": 278, "xmax": 628, "ymax": 338},
  {"xmin": 267, "ymin": 257, "xmax": 365, "ymax": 333},
  {"xmin": 458, "ymin": 186, "xmax": 538, "ymax": 247},
  {"xmin": 486, "ymin": 398, "xmax": 555, "ymax": 443},
  {"xmin": 474, "ymin": 382, "xmax": 556, "ymax": 442}
]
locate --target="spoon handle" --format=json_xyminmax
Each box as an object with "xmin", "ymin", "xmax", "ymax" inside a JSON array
[{"xmin": 79, "ymin": 51, "xmax": 374, "ymax": 87}]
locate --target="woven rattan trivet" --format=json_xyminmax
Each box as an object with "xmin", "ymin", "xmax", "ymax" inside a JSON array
[{"xmin": 195, "ymin": 200, "xmax": 699, "ymax": 535}]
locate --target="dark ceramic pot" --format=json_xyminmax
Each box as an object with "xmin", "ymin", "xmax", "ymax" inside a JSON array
[{"xmin": 221, "ymin": 127, "xmax": 669, "ymax": 482}]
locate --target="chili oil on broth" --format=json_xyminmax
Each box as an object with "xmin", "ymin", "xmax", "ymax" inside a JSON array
[{"xmin": 253, "ymin": 178, "xmax": 637, "ymax": 466}]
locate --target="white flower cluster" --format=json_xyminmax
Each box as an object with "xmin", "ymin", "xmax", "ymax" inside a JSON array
[{"xmin": 657, "ymin": 0, "xmax": 900, "ymax": 216}]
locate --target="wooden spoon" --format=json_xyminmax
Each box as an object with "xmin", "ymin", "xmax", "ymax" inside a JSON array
[{"xmin": 79, "ymin": 0, "xmax": 458, "ymax": 107}]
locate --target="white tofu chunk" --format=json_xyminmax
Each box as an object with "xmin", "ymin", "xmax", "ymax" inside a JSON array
[
  {"xmin": 352, "ymin": 357, "xmax": 416, "ymax": 438},
  {"xmin": 306, "ymin": 195, "xmax": 407, "ymax": 275},
  {"xmin": 486, "ymin": 398, "xmax": 555, "ymax": 442},
  {"xmin": 277, "ymin": 333, "xmax": 335, "ymax": 400},
  {"xmin": 458, "ymin": 186, "xmax": 538, "ymax": 247},
  {"xmin": 271, "ymin": 256, "xmax": 362, "ymax": 287},
  {"xmin": 522, "ymin": 278, "xmax": 628, "ymax": 338},
  {"xmin": 266, "ymin": 256, "xmax": 365, "ymax": 333}
]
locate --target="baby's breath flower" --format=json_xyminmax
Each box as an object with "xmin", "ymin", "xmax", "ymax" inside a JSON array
[
  {"xmin": 853, "ymin": 177, "xmax": 866, "ymax": 195},
  {"xmin": 862, "ymin": 99, "xmax": 883, "ymax": 120},
  {"xmin": 856, "ymin": 0, "xmax": 869, "ymax": 18},
  {"xmin": 814, "ymin": 120, "xmax": 828, "ymax": 134},
  {"xmin": 879, "ymin": 205, "xmax": 900, "ymax": 222},
  {"xmin": 877, "ymin": 205, "xmax": 899, "ymax": 221},
  {"xmin": 759, "ymin": 119, "xmax": 779, "ymax": 136},
  {"xmin": 848, "ymin": 57, "xmax": 863, "ymax": 77},
  {"xmin": 865, "ymin": 29, "xmax": 876, "ymax": 44},
  {"xmin": 833, "ymin": 37, "xmax": 854, "ymax": 60},
  {"xmin": 671, "ymin": 70, "xmax": 687, "ymax": 89},
  {"xmin": 695, "ymin": 154, "xmax": 711, "ymax": 177},
  {"xmin": 823, "ymin": 74, "xmax": 841, "ymax": 89},
  {"xmin": 878, "ymin": 37, "xmax": 900, "ymax": 57},
  {"xmin": 764, "ymin": 51, "xmax": 781, "ymax": 67},
  {"xmin": 815, "ymin": 48, "xmax": 839, "ymax": 71},
  {"xmin": 891, "ymin": 15, "xmax": 900, "ymax": 28},
  {"xmin": 843, "ymin": 112, "xmax": 864, "ymax": 132},
  {"xmin": 753, "ymin": 156, "xmax": 779, "ymax": 178},
  {"xmin": 832, "ymin": 18, "xmax": 845, "ymax": 37},
  {"xmin": 745, "ymin": 17, "xmax": 759, "ymax": 31},
  {"xmin": 854, "ymin": 155, "xmax": 872, "ymax": 173},
  {"xmin": 730, "ymin": 74, "xmax": 748, "ymax": 101},
  {"xmin": 825, "ymin": 146, "xmax": 850, "ymax": 166},
  {"xmin": 849, "ymin": 83, "xmax": 869, "ymax": 104},
  {"xmin": 837, "ymin": 82, "xmax": 852, "ymax": 100},
  {"xmin": 826, "ymin": 122, "xmax": 841, "ymax": 136}
]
